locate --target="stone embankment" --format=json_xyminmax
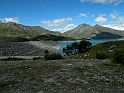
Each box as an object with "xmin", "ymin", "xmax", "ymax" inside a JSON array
[{"xmin": 0, "ymin": 41, "xmax": 60, "ymax": 56}]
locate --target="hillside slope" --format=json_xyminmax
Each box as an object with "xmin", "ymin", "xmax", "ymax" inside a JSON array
[
  {"xmin": 0, "ymin": 22, "xmax": 66, "ymax": 38},
  {"xmin": 1, "ymin": 22, "xmax": 124, "ymax": 40},
  {"xmin": 64, "ymin": 23, "xmax": 124, "ymax": 39},
  {"xmin": 0, "ymin": 22, "xmax": 73, "ymax": 42},
  {"xmin": 66, "ymin": 40, "xmax": 124, "ymax": 59}
]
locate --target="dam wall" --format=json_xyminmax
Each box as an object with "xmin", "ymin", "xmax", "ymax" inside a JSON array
[{"xmin": 0, "ymin": 41, "xmax": 61, "ymax": 56}]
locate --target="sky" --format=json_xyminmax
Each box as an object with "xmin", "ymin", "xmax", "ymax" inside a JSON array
[{"xmin": 0, "ymin": 0, "xmax": 124, "ymax": 32}]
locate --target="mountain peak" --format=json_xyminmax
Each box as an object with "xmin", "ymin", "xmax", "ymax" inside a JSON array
[
  {"xmin": 64, "ymin": 23, "xmax": 124, "ymax": 39},
  {"xmin": 95, "ymin": 24, "xmax": 99, "ymax": 26},
  {"xmin": 94, "ymin": 24, "xmax": 103, "ymax": 27},
  {"xmin": 79, "ymin": 23, "xmax": 91, "ymax": 27}
]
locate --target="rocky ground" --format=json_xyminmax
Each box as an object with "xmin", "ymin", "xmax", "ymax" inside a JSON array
[{"xmin": 0, "ymin": 59, "xmax": 124, "ymax": 93}]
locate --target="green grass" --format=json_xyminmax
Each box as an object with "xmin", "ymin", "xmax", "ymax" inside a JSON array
[
  {"xmin": 0, "ymin": 36, "xmax": 31, "ymax": 43},
  {"xmin": 0, "ymin": 26, "xmax": 33, "ymax": 37},
  {"xmin": 112, "ymin": 49, "xmax": 124, "ymax": 64},
  {"xmin": 0, "ymin": 26, "xmax": 33, "ymax": 42},
  {"xmin": 0, "ymin": 25, "xmax": 75, "ymax": 42},
  {"xmin": 45, "ymin": 53, "xmax": 63, "ymax": 60},
  {"xmin": 87, "ymin": 40, "xmax": 124, "ymax": 59},
  {"xmin": 32, "ymin": 57, "xmax": 43, "ymax": 60},
  {"xmin": 1, "ymin": 57, "xmax": 26, "ymax": 61}
]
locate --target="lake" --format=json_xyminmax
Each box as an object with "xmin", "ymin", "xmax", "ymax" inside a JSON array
[{"xmin": 58, "ymin": 39, "xmax": 124, "ymax": 55}]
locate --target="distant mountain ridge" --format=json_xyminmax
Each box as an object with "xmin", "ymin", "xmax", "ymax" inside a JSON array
[
  {"xmin": 0, "ymin": 22, "xmax": 124, "ymax": 40},
  {"xmin": 0, "ymin": 22, "xmax": 65, "ymax": 38},
  {"xmin": 64, "ymin": 23, "xmax": 124, "ymax": 39}
]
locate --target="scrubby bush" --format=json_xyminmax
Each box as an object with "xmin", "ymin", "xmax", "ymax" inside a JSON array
[
  {"xmin": 95, "ymin": 52, "xmax": 109, "ymax": 60},
  {"xmin": 32, "ymin": 57, "xmax": 42, "ymax": 60},
  {"xmin": 112, "ymin": 50, "xmax": 124, "ymax": 64},
  {"xmin": 32, "ymin": 57, "xmax": 38, "ymax": 60},
  {"xmin": 45, "ymin": 53, "xmax": 63, "ymax": 60},
  {"xmin": 1, "ymin": 57, "xmax": 26, "ymax": 61},
  {"xmin": 45, "ymin": 50, "xmax": 49, "ymax": 55}
]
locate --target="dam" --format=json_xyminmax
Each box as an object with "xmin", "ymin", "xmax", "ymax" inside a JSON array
[{"xmin": 0, "ymin": 41, "xmax": 61, "ymax": 57}]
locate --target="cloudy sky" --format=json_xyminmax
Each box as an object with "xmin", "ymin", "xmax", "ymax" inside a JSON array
[{"xmin": 0, "ymin": 0, "xmax": 124, "ymax": 32}]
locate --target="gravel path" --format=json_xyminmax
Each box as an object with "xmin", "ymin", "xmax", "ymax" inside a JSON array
[{"xmin": 0, "ymin": 59, "xmax": 124, "ymax": 93}]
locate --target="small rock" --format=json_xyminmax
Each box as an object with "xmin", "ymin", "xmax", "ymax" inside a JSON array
[
  {"xmin": 101, "ymin": 76, "xmax": 105, "ymax": 80},
  {"xmin": 109, "ymin": 50, "xmax": 113, "ymax": 52},
  {"xmin": 105, "ymin": 79, "xmax": 110, "ymax": 82},
  {"xmin": 37, "ymin": 90, "xmax": 44, "ymax": 93},
  {"xmin": 91, "ymin": 77, "xmax": 96, "ymax": 79}
]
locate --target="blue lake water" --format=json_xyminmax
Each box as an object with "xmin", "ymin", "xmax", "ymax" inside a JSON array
[{"xmin": 58, "ymin": 39, "xmax": 123, "ymax": 55}]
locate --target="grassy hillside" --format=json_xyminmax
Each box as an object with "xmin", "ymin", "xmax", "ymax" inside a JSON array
[
  {"xmin": 0, "ymin": 36, "xmax": 30, "ymax": 43},
  {"xmin": 0, "ymin": 22, "xmax": 73, "ymax": 42},
  {"xmin": 0, "ymin": 22, "xmax": 69, "ymax": 37},
  {"xmin": 65, "ymin": 40, "xmax": 124, "ymax": 59},
  {"xmin": 0, "ymin": 34, "xmax": 74, "ymax": 43},
  {"xmin": 0, "ymin": 26, "xmax": 33, "ymax": 38}
]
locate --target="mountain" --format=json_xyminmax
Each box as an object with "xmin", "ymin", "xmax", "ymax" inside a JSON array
[
  {"xmin": 64, "ymin": 23, "xmax": 124, "ymax": 39},
  {"xmin": 1, "ymin": 22, "xmax": 124, "ymax": 41},
  {"xmin": 0, "ymin": 22, "xmax": 76, "ymax": 42},
  {"xmin": 0, "ymin": 22, "xmax": 66, "ymax": 38}
]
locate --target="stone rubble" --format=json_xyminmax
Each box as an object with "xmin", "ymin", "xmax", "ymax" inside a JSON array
[{"xmin": 0, "ymin": 59, "xmax": 124, "ymax": 93}]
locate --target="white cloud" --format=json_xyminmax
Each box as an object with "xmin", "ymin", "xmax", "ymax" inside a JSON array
[
  {"xmin": 99, "ymin": 14, "xmax": 106, "ymax": 17},
  {"xmin": 80, "ymin": 0, "xmax": 123, "ymax": 5},
  {"xmin": 41, "ymin": 18, "xmax": 73, "ymax": 32},
  {"xmin": 91, "ymin": 14, "xmax": 95, "ymax": 18},
  {"xmin": 103, "ymin": 11, "xmax": 124, "ymax": 30},
  {"xmin": 41, "ymin": 18, "xmax": 72, "ymax": 27},
  {"xmin": 95, "ymin": 14, "xmax": 107, "ymax": 24},
  {"xmin": 53, "ymin": 24, "xmax": 76, "ymax": 33},
  {"xmin": 103, "ymin": 24, "xmax": 124, "ymax": 30},
  {"xmin": 77, "ymin": 13, "xmax": 88, "ymax": 19},
  {"xmin": 79, "ymin": 13, "xmax": 88, "ymax": 17},
  {"xmin": 0, "ymin": 17, "xmax": 19, "ymax": 23}
]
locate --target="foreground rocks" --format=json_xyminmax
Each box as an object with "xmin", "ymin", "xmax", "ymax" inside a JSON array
[{"xmin": 0, "ymin": 59, "xmax": 124, "ymax": 93}]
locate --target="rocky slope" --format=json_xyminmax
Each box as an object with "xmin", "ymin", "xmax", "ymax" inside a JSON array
[
  {"xmin": 0, "ymin": 59, "xmax": 124, "ymax": 93},
  {"xmin": 64, "ymin": 23, "xmax": 124, "ymax": 39}
]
